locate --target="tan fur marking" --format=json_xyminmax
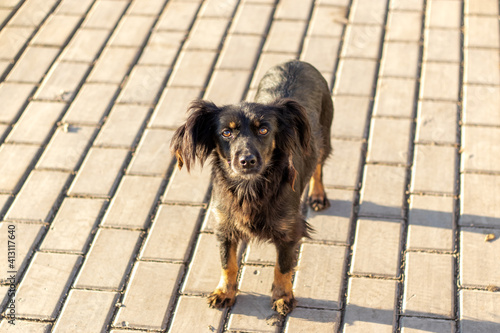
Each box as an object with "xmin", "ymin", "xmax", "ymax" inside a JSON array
[
  {"xmin": 308, "ymin": 164, "xmax": 325, "ymax": 198},
  {"xmin": 272, "ymin": 264, "xmax": 296, "ymax": 315},
  {"xmin": 229, "ymin": 121, "xmax": 237, "ymax": 129},
  {"xmin": 208, "ymin": 242, "xmax": 238, "ymax": 308}
]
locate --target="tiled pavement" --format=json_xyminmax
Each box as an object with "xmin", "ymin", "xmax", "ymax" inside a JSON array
[{"xmin": 0, "ymin": 0, "xmax": 499, "ymax": 332}]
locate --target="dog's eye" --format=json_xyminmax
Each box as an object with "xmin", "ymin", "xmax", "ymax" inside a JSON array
[
  {"xmin": 221, "ymin": 129, "xmax": 232, "ymax": 138},
  {"xmin": 258, "ymin": 127, "xmax": 269, "ymax": 135}
]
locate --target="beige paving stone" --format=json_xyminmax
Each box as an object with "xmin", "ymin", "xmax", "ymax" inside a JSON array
[
  {"xmin": 168, "ymin": 296, "xmax": 224, "ymax": 333},
  {"xmin": 127, "ymin": 0, "xmax": 165, "ymax": 15},
  {"xmin": 420, "ymin": 62, "xmax": 460, "ymax": 101},
  {"xmin": 118, "ymin": 65, "xmax": 170, "ymax": 105},
  {"xmin": 40, "ymin": 197, "xmax": 105, "ymax": 253},
  {"xmin": 275, "ymin": 0, "xmax": 314, "ymax": 20},
  {"xmin": 204, "ymin": 69, "xmax": 250, "ymax": 105},
  {"xmin": 217, "ymin": 34, "xmax": 263, "ymax": 69},
  {"xmin": 149, "ymin": 86, "xmax": 202, "ymax": 128},
  {"xmin": 101, "ymin": 175, "xmax": 162, "ymax": 229},
  {"xmin": 460, "ymin": 173, "xmax": 500, "ymax": 227},
  {"xmin": 5, "ymin": 170, "xmax": 69, "ymax": 222},
  {"xmin": 249, "ymin": 53, "xmax": 296, "ymax": 90},
  {"xmin": 390, "ymin": 0, "xmax": 424, "ymax": 11},
  {"xmin": 342, "ymin": 24, "xmax": 383, "ymax": 59},
  {"xmin": 16, "ymin": 252, "xmax": 81, "ymax": 320},
  {"xmin": 373, "ymin": 78, "xmax": 416, "ymax": 118},
  {"xmin": 55, "ymin": 0, "xmax": 94, "ymax": 15},
  {"xmin": 295, "ymin": 243, "xmax": 347, "ymax": 309},
  {"xmin": 7, "ymin": 46, "xmax": 59, "ymax": 83},
  {"xmin": 243, "ymin": 241, "xmax": 276, "ymax": 265},
  {"xmin": 34, "ymin": 62, "xmax": 90, "ymax": 101},
  {"xmin": 463, "ymin": 85, "xmax": 500, "ymax": 126},
  {"xmin": 60, "ymin": 28, "xmax": 110, "ymax": 63},
  {"xmin": 0, "ymin": 26, "xmax": 33, "ymax": 60},
  {"xmin": 53, "ymin": 290, "xmax": 119, "ymax": 333},
  {"xmin": 168, "ymin": 50, "xmax": 217, "ymax": 87},
  {"xmin": 343, "ymin": 277, "xmax": 397, "ymax": 332},
  {"xmin": 0, "ymin": 83, "xmax": 34, "ymax": 123},
  {"xmin": 94, "ymin": 104, "xmax": 149, "ymax": 148},
  {"xmin": 185, "ymin": 17, "xmax": 228, "ymax": 51},
  {"xmin": 424, "ymin": 29, "xmax": 461, "ymax": 63},
  {"xmin": 402, "ymin": 252, "xmax": 454, "ymax": 318},
  {"xmin": 462, "ymin": 126, "xmax": 500, "ymax": 173},
  {"xmin": 0, "ymin": 59, "xmax": 9, "ymax": 77},
  {"xmin": 263, "ymin": 20, "xmax": 307, "ymax": 53},
  {"xmin": 460, "ymin": 290, "xmax": 500, "ymax": 333},
  {"xmin": 88, "ymin": 47, "xmax": 138, "ymax": 84},
  {"xmin": 407, "ymin": 195, "xmax": 454, "ymax": 252},
  {"xmin": 0, "ymin": 194, "xmax": 10, "ymax": 213},
  {"xmin": 230, "ymin": 2, "xmax": 273, "ymax": 35},
  {"xmin": 350, "ymin": 0, "xmax": 387, "ymax": 25},
  {"xmin": 114, "ymin": 262, "xmax": 183, "ymax": 330},
  {"xmin": 307, "ymin": 189, "xmax": 354, "ymax": 244},
  {"xmin": 109, "ymin": 15, "xmax": 156, "ymax": 47},
  {"xmin": 426, "ymin": 0, "xmax": 462, "ymax": 29},
  {"xmin": 465, "ymin": 49, "xmax": 500, "ymax": 85},
  {"xmin": 331, "ymin": 95, "xmax": 371, "ymax": 139},
  {"xmin": 63, "ymin": 83, "xmax": 118, "ymax": 125},
  {"xmin": 68, "ymin": 147, "xmax": 128, "ymax": 198},
  {"xmin": 82, "ymin": 0, "xmax": 128, "ymax": 29},
  {"xmin": 351, "ymin": 218, "xmax": 402, "ymax": 277},
  {"xmin": 31, "ymin": 14, "xmax": 81, "ymax": 47},
  {"xmin": 310, "ymin": 5, "xmax": 346, "ymax": 36},
  {"xmin": 8, "ymin": 0, "xmax": 57, "ymax": 27},
  {"xmin": 300, "ymin": 36, "xmax": 340, "ymax": 73},
  {"xmin": 323, "ymin": 139, "xmax": 363, "ymax": 189},
  {"xmin": 359, "ymin": 164, "xmax": 406, "ymax": 218},
  {"xmin": 127, "ymin": 129, "xmax": 174, "ymax": 176},
  {"xmin": 162, "ymin": 165, "xmax": 211, "ymax": 204},
  {"xmin": 140, "ymin": 205, "xmax": 202, "ymax": 262},
  {"xmin": 138, "ymin": 31, "xmax": 185, "ymax": 67},
  {"xmin": 380, "ymin": 42, "xmax": 420, "ymax": 78},
  {"xmin": 284, "ymin": 308, "xmax": 340, "ymax": 332},
  {"xmin": 0, "ymin": 319, "xmax": 51, "ymax": 332},
  {"xmin": 415, "ymin": 100, "xmax": 458, "ymax": 145},
  {"xmin": 7, "ymin": 101, "xmax": 65, "ymax": 145},
  {"xmin": 400, "ymin": 317, "xmax": 455, "ymax": 333},
  {"xmin": 335, "ymin": 58, "xmax": 378, "ymax": 96},
  {"xmin": 74, "ymin": 228, "xmax": 142, "ymax": 290},
  {"xmin": 386, "ymin": 11, "xmax": 422, "ymax": 42},
  {"xmin": 0, "ymin": 222, "xmax": 44, "ymax": 280},
  {"xmin": 199, "ymin": 0, "xmax": 238, "ymax": 18},
  {"xmin": 465, "ymin": 0, "xmax": 499, "ymax": 15},
  {"xmin": 156, "ymin": 1, "xmax": 199, "ymax": 30},
  {"xmin": 411, "ymin": 145, "xmax": 457, "ymax": 195},
  {"xmin": 367, "ymin": 117, "xmax": 412, "ymax": 165},
  {"xmin": 37, "ymin": 125, "xmax": 96, "ymax": 171},
  {"xmin": 460, "ymin": 227, "xmax": 500, "ymax": 288},
  {"xmin": 0, "ymin": 144, "xmax": 39, "ymax": 192}
]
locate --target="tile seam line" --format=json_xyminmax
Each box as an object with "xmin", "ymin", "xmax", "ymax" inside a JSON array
[{"xmin": 0, "ymin": 0, "xmax": 26, "ymax": 31}]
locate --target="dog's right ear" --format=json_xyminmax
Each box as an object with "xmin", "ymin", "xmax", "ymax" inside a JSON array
[{"xmin": 170, "ymin": 99, "xmax": 220, "ymax": 172}]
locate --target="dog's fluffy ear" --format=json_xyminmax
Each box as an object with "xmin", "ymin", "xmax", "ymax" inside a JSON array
[{"xmin": 170, "ymin": 99, "xmax": 220, "ymax": 172}]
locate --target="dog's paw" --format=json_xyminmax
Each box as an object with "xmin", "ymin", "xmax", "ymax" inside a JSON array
[
  {"xmin": 308, "ymin": 195, "xmax": 330, "ymax": 212},
  {"xmin": 271, "ymin": 293, "xmax": 297, "ymax": 316},
  {"xmin": 207, "ymin": 289, "xmax": 236, "ymax": 309}
]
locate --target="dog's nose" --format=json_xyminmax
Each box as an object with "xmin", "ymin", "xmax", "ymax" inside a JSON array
[{"xmin": 239, "ymin": 154, "xmax": 257, "ymax": 168}]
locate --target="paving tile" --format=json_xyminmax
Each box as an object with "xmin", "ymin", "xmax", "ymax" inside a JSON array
[
  {"xmin": 284, "ymin": 308, "xmax": 340, "ymax": 333},
  {"xmin": 426, "ymin": 0, "xmax": 462, "ymax": 29},
  {"xmin": 462, "ymin": 126, "xmax": 500, "ymax": 173},
  {"xmin": 367, "ymin": 117, "xmax": 412, "ymax": 165},
  {"xmin": 149, "ymin": 86, "xmax": 202, "ymax": 128},
  {"xmin": 31, "ymin": 14, "xmax": 81, "ymax": 47},
  {"xmin": 60, "ymin": 28, "xmax": 110, "ymax": 63},
  {"xmin": 168, "ymin": 296, "xmax": 224, "ymax": 333},
  {"xmin": 465, "ymin": 0, "xmax": 499, "ymax": 15},
  {"xmin": 386, "ymin": 11, "xmax": 422, "ymax": 42},
  {"xmin": 40, "ymin": 198, "xmax": 105, "ymax": 253},
  {"xmin": 343, "ymin": 277, "xmax": 397, "ymax": 332},
  {"xmin": 275, "ymin": 0, "xmax": 314, "ymax": 20},
  {"xmin": 68, "ymin": 147, "xmax": 128, "ymax": 198},
  {"xmin": 162, "ymin": 165, "xmax": 211, "ymax": 204},
  {"xmin": 0, "ymin": 144, "xmax": 39, "ymax": 192},
  {"xmin": 424, "ymin": 29, "xmax": 461, "ymax": 63},
  {"xmin": 460, "ymin": 227, "xmax": 500, "ymax": 288},
  {"xmin": 411, "ymin": 145, "xmax": 456, "ymax": 195},
  {"xmin": 0, "ymin": 26, "xmax": 34, "ymax": 60},
  {"xmin": 460, "ymin": 173, "xmax": 500, "ymax": 227},
  {"xmin": 420, "ymin": 62, "xmax": 460, "ymax": 101},
  {"xmin": 140, "ymin": 204, "xmax": 202, "ymax": 262},
  {"xmin": 294, "ymin": 243, "xmax": 347, "ymax": 309},
  {"xmin": 359, "ymin": 164, "xmax": 406, "ymax": 218},
  {"xmin": 118, "ymin": 65, "xmax": 170, "ymax": 105},
  {"xmin": 373, "ymin": 78, "xmax": 416, "ymax": 118},
  {"xmin": 390, "ymin": 0, "xmax": 424, "ymax": 11},
  {"xmin": 415, "ymin": 100, "xmax": 458, "ymax": 145},
  {"xmin": 88, "ymin": 46, "xmax": 138, "ymax": 84},
  {"xmin": 114, "ymin": 262, "xmax": 183, "ymax": 330},
  {"xmin": 34, "ymin": 62, "xmax": 90, "ymax": 101},
  {"xmin": 8, "ymin": 0, "xmax": 57, "ymax": 27},
  {"xmin": 6, "ymin": 101, "xmax": 65, "ymax": 144},
  {"xmin": 460, "ymin": 290, "xmax": 500, "ymax": 333},
  {"xmin": 138, "ymin": 31, "xmax": 185, "ymax": 67},
  {"xmin": 402, "ymin": 252, "xmax": 454, "ymax": 318},
  {"xmin": 0, "ymin": 194, "xmax": 10, "ymax": 214},
  {"xmin": 331, "ymin": 95, "xmax": 371, "ymax": 139},
  {"xmin": 230, "ymin": 2, "xmax": 273, "ymax": 35},
  {"xmin": 342, "ymin": 24, "xmax": 383, "ymax": 59},
  {"xmin": 63, "ymin": 83, "xmax": 118, "ymax": 125},
  {"xmin": 0, "ymin": 319, "xmax": 51, "ymax": 332},
  {"xmin": 249, "ymin": 53, "xmax": 297, "ymax": 90},
  {"xmin": 127, "ymin": 0, "xmax": 165, "ymax": 15},
  {"xmin": 300, "ymin": 36, "xmax": 340, "ymax": 74},
  {"xmin": 400, "ymin": 317, "xmax": 455, "ymax": 333},
  {"xmin": 82, "ymin": 0, "xmax": 129, "ymax": 29},
  {"xmin": 323, "ymin": 139, "xmax": 363, "ymax": 189},
  {"xmin": 184, "ymin": 17, "xmax": 228, "ymax": 51},
  {"xmin": 243, "ymin": 241, "xmax": 276, "ymax": 265},
  {"xmin": 465, "ymin": 49, "xmax": 500, "ymax": 86},
  {"xmin": 7, "ymin": 46, "xmax": 59, "ymax": 83},
  {"xmin": 263, "ymin": 20, "xmax": 307, "ymax": 53},
  {"xmin": 217, "ymin": 34, "xmax": 262, "ymax": 70},
  {"xmin": 55, "ymin": 0, "xmax": 94, "ymax": 15},
  {"xmin": 16, "ymin": 252, "xmax": 81, "ymax": 320},
  {"xmin": 53, "ymin": 290, "xmax": 119, "ymax": 333},
  {"xmin": 101, "ymin": 175, "xmax": 162, "ymax": 229},
  {"xmin": 199, "ymin": 0, "xmax": 238, "ymax": 18},
  {"xmin": 109, "ymin": 15, "xmax": 156, "ymax": 47},
  {"xmin": 204, "ymin": 69, "xmax": 250, "ymax": 105},
  {"xmin": 306, "ymin": 189, "xmax": 354, "ymax": 244},
  {"xmin": 380, "ymin": 42, "xmax": 420, "ymax": 78},
  {"xmin": 127, "ymin": 129, "xmax": 174, "ymax": 176},
  {"xmin": 350, "ymin": 0, "xmax": 387, "ymax": 25},
  {"xmin": 156, "ymin": 1, "xmax": 199, "ymax": 31},
  {"xmin": 5, "ymin": 170, "xmax": 69, "ymax": 222},
  {"xmin": 407, "ymin": 195, "xmax": 454, "ymax": 252},
  {"xmin": 168, "ymin": 50, "xmax": 217, "ymax": 87},
  {"xmin": 463, "ymin": 85, "xmax": 500, "ymax": 126},
  {"xmin": 310, "ymin": 6, "xmax": 346, "ymax": 37},
  {"xmin": 351, "ymin": 218, "xmax": 402, "ymax": 277},
  {"xmin": 74, "ymin": 228, "xmax": 142, "ymax": 290},
  {"xmin": 334, "ymin": 58, "xmax": 378, "ymax": 96},
  {"xmin": 94, "ymin": 104, "xmax": 149, "ymax": 148}
]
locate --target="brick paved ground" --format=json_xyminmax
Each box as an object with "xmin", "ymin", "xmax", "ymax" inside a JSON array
[{"xmin": 0, "ymin": 0, "xmax": 499, "ymax": 332}]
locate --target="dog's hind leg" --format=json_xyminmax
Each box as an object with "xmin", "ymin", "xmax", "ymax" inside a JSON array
[
  {"xmin": 308, "ymin": 163, "xmax": 330, "ymax": 211},
  {"xmin": 208, "ymin": 237, "xmax": 239, "ymax": 308}
]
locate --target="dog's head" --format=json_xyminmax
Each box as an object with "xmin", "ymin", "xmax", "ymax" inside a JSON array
[{"xmin": 170, "ymin": 98, "xmax": 311, "ymax": 186}]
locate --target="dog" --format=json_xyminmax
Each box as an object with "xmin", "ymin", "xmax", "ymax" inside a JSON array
[{"xmin": 170, "ymin": 60, "xmax": 333, "ymax": 315}]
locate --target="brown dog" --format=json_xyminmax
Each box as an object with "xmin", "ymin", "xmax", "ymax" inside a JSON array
[{"xmin": 171, "ymin": 60, "xmax": 333, "ymax": 315}]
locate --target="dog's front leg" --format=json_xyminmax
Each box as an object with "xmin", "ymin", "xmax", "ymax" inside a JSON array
[
  {"xmin": 272, "ymin": 241, "xmax": 298, "ymax": 315},
  {"xmin": 208, "ymin": 236, "xmax": 238, "ymax": 308}
]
